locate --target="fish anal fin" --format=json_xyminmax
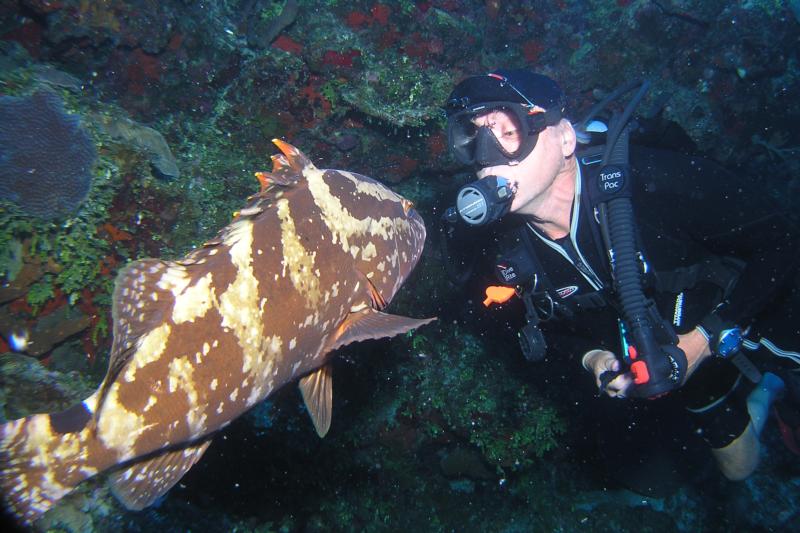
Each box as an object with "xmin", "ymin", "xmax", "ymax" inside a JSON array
[
  {"xmin": 109, "ymin": 439, "xmax": 212, "ymax": 511},
  {"xmin": 298, "ymin": 364, "xmax": 333, "ymax": 438},
  {"xmin": 326, "ymin": 309, "xmax": 437, "ymax": 353}
]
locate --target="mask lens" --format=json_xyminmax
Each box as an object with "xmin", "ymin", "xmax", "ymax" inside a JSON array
[
  {"xmin": 447, "ymin": 112, "xmax": 480, "ymax": 164},
  {"xmin": 474, "ymin": 107, "xmax": 523, "ymax": 155},
  {"xmin": 447, "ymin": 103, "xmax": 532, "ymax": 167}
]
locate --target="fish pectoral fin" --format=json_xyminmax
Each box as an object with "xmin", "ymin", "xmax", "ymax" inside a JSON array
[
  {"xmin": 356, "ymin": 270, "xmax": 387, "ymax": 310},
  {"xmin": 109, "ymin": 438, "xmax": 212, "ymax": 511},
  {"xmin": 298, "ymin": 364, "xmax": 333, "ymax": 438},
  {"xmin": 325, "ymin": 309, "xmax": 437, "ymax": 353},
  {"xmin": 296, "ymin": 312, "xmax": 436, "ymax": 438}
]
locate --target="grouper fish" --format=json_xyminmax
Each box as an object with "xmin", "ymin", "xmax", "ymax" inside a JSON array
[{"xmin": 0, "ymin": 140, "xmax": 435, "ymax": 525}]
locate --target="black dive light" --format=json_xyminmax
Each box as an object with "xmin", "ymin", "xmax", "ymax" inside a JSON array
[{"xmin": 454, "ymin": 175, "xmax": 514, "ymax": 226}]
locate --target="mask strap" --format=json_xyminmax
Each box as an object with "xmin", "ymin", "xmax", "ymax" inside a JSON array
[{"xmin": 487, "ymin": 73, "xmax": 537, "ymax": 109}]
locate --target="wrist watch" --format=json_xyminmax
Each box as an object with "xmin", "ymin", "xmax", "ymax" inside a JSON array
[
  {"xmin": 716, "ymin": 327, "xmax": 743, "ymax": 358},
  {"xmin": 713, "ymin": 326, "xmax": 762, "ymax": 383}
]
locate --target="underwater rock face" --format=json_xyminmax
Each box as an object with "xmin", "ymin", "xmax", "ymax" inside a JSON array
[{"xmin": 0, "ymin": 91, "xmax": 96, "ymax": 219}]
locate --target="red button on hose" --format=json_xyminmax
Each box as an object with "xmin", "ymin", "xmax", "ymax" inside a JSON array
[{"xmin": 631, "ymin": 361, "xmax": 650, "ymax": 384}]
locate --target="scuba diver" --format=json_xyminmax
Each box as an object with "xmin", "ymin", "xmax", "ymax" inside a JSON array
[{"xmin": 441, "ymin": 68, "xmax": 800, "ymax": 481}]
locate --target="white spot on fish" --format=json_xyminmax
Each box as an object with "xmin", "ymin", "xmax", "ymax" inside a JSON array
[
  {"xmin": 172, "ymin": 272, "xmax": 215, "ymax": 324},
  {"xmin": 144, "ymin": 395, "xmax": 157, "ymax": 412},
  {"xmin": 350, "ymin": 303, "xmax": 368, "ymax": 313},
  {"xmin": 361, "ymin": 242, "xmax": 377, "ymax": 261}
]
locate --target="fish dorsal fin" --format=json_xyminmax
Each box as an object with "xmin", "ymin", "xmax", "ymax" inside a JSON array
[
  {"xmin": 298, "ymin": 364, "xmax": 333, "ymax": 438},
  {"xmin": 272, "ymin": 138, "xmax": 313, "ymax": 171},
  {"xmin": 250, "ymin": 139, "xmax": 313, "ymax": 194},
  {"xmin": 95, "ymin": 259, "xmax": 178, "ymax": 420},
  {"xmin": 325, "ymin": 308, "xmax": 437, "ymax": 354},
  {"xmin": 109, "ymin": 439, "xmax": 212, "ymax": 510}
]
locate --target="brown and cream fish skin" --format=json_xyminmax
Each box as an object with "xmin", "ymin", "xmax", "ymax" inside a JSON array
[{"xmin": 0, "ymin": 139, "xmax": 434, "ymax": 525}]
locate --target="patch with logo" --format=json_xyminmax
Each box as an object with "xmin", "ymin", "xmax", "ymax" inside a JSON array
[{"xmin": 556, "ymin": 285, "xmax": 579, "ymax": 298}]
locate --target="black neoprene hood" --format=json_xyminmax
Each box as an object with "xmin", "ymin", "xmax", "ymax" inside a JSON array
[{"xmin": 445, "ymin": 69, "xmax": 566, "ymax": 116}]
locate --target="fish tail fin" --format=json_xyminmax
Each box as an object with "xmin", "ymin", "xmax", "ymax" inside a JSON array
[{"xmin": 1, "ymin": 401, "xmax": 99, "ymax": 525}]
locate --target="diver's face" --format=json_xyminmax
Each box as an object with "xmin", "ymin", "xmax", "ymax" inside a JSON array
[{"xmin": 476, "ymin": 114, "xmax": 566, "ymax": 213}]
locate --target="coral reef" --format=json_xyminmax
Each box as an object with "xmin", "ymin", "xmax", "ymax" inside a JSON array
[
  {"xmin": 0, "ymin": 90, "xmax": 96, "ymax": 219},
  {"xmin": 387, "ymin": 326, "xmax": 566, "ymax": 470}
]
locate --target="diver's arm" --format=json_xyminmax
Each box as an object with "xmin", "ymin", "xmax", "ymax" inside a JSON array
[
  {"xmin": 677, "ymin": 328, "xmax": 713, "ymax": 381},
  {"xmin": 701, "ymin": 214, "xmax": 799, "ymax": 329},
  {"xmin": 690, "ymin": 193, "xmax": 800, "ymax": 344},
  {"xmin": 639, "ymin": 148, "xmax": 800, "ymax": 347}
]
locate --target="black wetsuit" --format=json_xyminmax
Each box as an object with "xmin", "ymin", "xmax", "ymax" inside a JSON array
[{"xmin": 448, "ymin": 145, "xmax": 800, "ymax": 449}]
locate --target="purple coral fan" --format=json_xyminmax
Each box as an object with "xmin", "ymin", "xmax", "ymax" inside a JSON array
[{"xmin": 0, "ymin": 91, "xmax": 96, "ymax": 219}]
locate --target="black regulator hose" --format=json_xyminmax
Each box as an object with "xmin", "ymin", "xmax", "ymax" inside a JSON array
[
  {"xmin": 598, "ymin": 80, "xmax": 689, "ymax": 398},
  {"xmin": 606, "ymin": 195, "xmax": 687, "ymax": 397}
]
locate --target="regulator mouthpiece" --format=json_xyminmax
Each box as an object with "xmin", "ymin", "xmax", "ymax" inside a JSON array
[{"xmin": 456, "ymin": 175, "xmax": 514, "ymax": 226}]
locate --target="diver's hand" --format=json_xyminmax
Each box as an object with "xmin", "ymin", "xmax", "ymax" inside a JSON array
[{"xmin": 581, "ymin": 349, "xmax": 633, "ymax": 398}]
